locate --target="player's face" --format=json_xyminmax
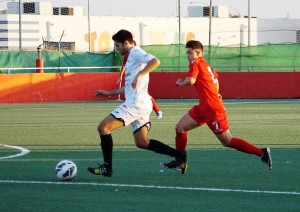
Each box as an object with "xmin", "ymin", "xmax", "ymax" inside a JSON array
[
  {"xmin": 186, "ymin": 48, "xmax": 199, "ymax": 63},
  {"xmin": 114, "ymin": 41, "xmax": 127, "ymax": 55}
]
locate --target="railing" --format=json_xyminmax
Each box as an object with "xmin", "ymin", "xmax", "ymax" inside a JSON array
[
  {"xmin": 161, "ymin": 66, "xmax": 299, "ymax": 72},
  {"xmin": 0, "ymin": 65, "xmax": 298, "ymax": 74},
  {"xmin": 0, "ymin": 66, "xmax": 120, "ymax": 74}
]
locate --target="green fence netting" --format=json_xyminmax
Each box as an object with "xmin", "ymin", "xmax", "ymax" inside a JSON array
[
  {"xmin": 1, "ymin": 43, "xmax": 299, "ymax": 73},
  {"xmin": 0, "ymin": 51, "xmax": 115, "ymax": 73},
  {"xmin": 141, "ymin": 43, "xmax": 300, "ymax": 72}
]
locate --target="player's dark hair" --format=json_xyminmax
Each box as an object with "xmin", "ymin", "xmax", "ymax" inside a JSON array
[
  {"xmin": 186, "ymin": 40, "xmax": 203, "ymax": 51},
  {"xmin": 112, "ymin": 29, "xmax": 134, "ymax": 44}
]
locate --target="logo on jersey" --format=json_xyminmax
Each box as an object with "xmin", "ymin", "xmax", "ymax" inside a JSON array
[{"xmin": 212, "ymin": 121, "xmax": 222, "ymax": 133}]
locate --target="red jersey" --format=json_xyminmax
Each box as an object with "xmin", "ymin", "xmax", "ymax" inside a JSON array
[
  {"xmin": 122, "ymin": 54, "xmax": 129, "ymax": 65},
  {"xmin": 187, "ymin": 57, "xmax": 225, "ymax": 114}
]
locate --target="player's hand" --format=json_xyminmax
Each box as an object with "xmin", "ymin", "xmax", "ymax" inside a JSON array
[
  {"xmin": 176, "ymin": 78, "xmax": 184, "ymax": 86},
  {"xmin": 116, "ymin": 77, "xmax": 121, "ymax": 85},
  {"xmin": 131, "ymin": 75, "xmax": 139, "ymax": 89},
  {"xmin": 95, "ymin": 90, "xmax": 110, "ymax": 97}
]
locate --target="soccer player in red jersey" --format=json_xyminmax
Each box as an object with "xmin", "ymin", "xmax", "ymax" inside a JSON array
[
  {"xmin": 117, "ymin": 47, "xmax": 162, "ymax": 119},
  {"xmin": 161, "ymin": 40, "xmax": 272, "ymax": 172}
]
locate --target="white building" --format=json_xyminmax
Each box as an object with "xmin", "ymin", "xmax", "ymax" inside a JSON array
[
  {"xmin": 257, "ymin": 18, "xmax": 300, "ymax": 44},
  {"xmin": 0, "ymin": 1, "xmax": 296, "ymax": 52}
]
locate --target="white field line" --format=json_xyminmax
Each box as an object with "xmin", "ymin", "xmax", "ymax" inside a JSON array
[
  {"xmin": 0, "ymin": 180, "xmax": 299, "ymax": 196},
  {"xmin": 0, "ymin": 144, "xmax": 30, "ymax": 160}
]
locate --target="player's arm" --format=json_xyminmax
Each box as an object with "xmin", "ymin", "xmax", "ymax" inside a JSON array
[
  {"xmin": 117, "ymin": 53, "xmax": 128, "ymax": 84},
  {"xmin": 131, "ymin": 58, "xmax": 160, "ymax": 89},
  {"xmin": 215, "ymin": 78, "xmax": 222, "ymax": 98},
  {"xmin": 215, "ymin": 79, "xmax": 219, "ymax": 92},
  {"xmin": 95, "ymin": 86, "xmax": 125, "ymax": 97},
  {"xmin": 176, "ymin": 77, "xmax": 196, "ymax": 86},
  {"xmin": 116, "ymin": 65, "xmax": 125, "ymax": 84}
]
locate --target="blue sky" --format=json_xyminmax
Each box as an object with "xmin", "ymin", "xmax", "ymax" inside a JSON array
[{"xmin": 1, "ymin": 0, "xmax": 300, "ymax": 19}]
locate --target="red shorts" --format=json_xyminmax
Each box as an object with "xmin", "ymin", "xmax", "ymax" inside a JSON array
[{"xmin": 188, "ymin": 105, "xmax": 229, "ymax": 134}]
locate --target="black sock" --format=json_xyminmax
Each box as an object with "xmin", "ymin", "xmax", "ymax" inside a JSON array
[
  {"xmin": 100, "ymin": 134, "xmax": 113, "ymax": 166},
  {"xmin": 148, "ymin": 139, "xmax": 176, "ymax": 157}
]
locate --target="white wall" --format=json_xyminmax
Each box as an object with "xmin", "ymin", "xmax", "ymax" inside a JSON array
[
  {"xmin": 258, "ymin": 18, "xmax": 300, "ymax": 44},
  {"xmin": 0, "ymin": 13, "xmax": 258, "ymax": 51}
]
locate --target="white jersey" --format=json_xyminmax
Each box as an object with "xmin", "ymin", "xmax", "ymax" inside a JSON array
[{"xmin": 124, "ymin": 46, "xmax": 154, "ymax": 109}]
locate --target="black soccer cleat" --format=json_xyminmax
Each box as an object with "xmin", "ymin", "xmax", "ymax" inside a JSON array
[
  {"xmin": 160, "ymin": 160, "xmax": 188, "ymax": 174},
  {"xmin": 160, "ymin": 160, "xmax": 181, "ymax": 171},
  {"xmin": 88, "ymin": 163, "xmax": 113, "ymax": 177},
  {"xmin": 261, "ymin": 148, "xmax": 272, "ymax": 170},
  {"xmin": 160, "ymin": 151, "xmax": 188, "ymax": 174}
]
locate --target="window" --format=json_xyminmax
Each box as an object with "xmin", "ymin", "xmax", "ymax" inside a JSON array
[
  {"xmin": 23, "ymin": 3, "xmax": 35, "ymax": 14},
  {"xmin": 297, "ymin": 31, "xmax": 300, "ymax": 43},
  {"xmin": 53, "ymin": 8, "xmax": 59, "ymax": 15}
]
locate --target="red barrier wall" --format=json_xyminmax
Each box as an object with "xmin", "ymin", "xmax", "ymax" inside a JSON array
[
  {"xmin": 0, "ymin": 73, "xmax": 120, "ymax": 103},
  {"xmin": 149, "ymin": 72, "xmax": 300, "ymax": 99},
  {"xmin": 221, "ymin": 72, "xmax": 300, "ymax": 98},
  {"xmin": 0, "ymin": 72, "xmax": 299, "ymax": 103}
]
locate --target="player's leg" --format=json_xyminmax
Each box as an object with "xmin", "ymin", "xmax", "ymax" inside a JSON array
[
  {"xmin": 132, "ymin": 122, "xmax": 178, "ymax": 157},
  {"xmin": 150, "ymin": 96, "xmax": 162, "ymax": 119},
  {"xmin": 98, "ymin": 114, "xmax": 125, "ymax": 134},
  {"xmin": 213, "ymin": 129, "xmax": 272, "ymax": 170},
  {"xmin": 98, "ymin": 114, "xmax": 124, "ymax": 164},
  {"xmin": 215, "ymin": 129, "xmax": 263, "ymax": 155},
  {"xmin": 88, "ymin": 114, "xmax": 124, "ymax": 177},
  {"xmin": 206, "ymin": 112, "xmax": 263, "ymax": 156},
  {"xmin": 132, "ymin": 125, "xmax": 150, "ymax": 149},
  {"xmin": 133, "ymin": 123, "xmax": 187, "ymax": 174},
  {"xmin": 133, "ymin": 125, "xmax": 174, "ymax": 155},
  {"xmin": 175, "ymin": 113, "xmax": 199, "ymax": 150},
  {"xmin": 160, "ymin": 113, "xmax": 199, "ymax": 173}
]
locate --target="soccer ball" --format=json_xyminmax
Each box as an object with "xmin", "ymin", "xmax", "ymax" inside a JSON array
[{"xmin": 55, "ymin": 160, "xmax": 77, "ymax": 181}]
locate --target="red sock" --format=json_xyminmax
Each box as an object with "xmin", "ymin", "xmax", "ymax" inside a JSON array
[
  {"xmin": 176, "ymin": 132, "xmax": 187, "ymax": 151},
  {"xmin": 229, "ymin": 137, "xmax": 263, "ymax": 157},
  {"xmin": 151, "ymin": 96, "xmax": 160, "ymax": 113}
]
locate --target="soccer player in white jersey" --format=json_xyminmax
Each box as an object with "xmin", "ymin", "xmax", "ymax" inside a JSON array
[{"xmin": 88, "ymin": 30, "xmax": 187, "ymax": 177}]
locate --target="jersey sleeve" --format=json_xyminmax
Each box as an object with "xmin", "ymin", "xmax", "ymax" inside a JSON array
[{"xmin": 132, "ymin": 48, "xmax": 155, "ymax": 63}]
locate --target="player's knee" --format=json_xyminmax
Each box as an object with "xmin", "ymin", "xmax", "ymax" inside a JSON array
[
  {"xmin": 221, "ymin": 140, "xmax": 231, "ymax": 147},
  {"xmin": 135, "ymin": 141, "xmax": 148, "ymax": 149},
  {"xmin": 175, "ymin": 124, "xmax": 185, "ymax": 133},
  {"xmin": 219, "ymin": 136, "xmax": 231, "ymax": 147},
  {"xmin": 97, "ymin": 123, "xmax": 103, "ymax": 132},
  {"xmin": 97, "ymin": 122, "xmax": 109, "ymax": 134},
  {"xmin": 134, "ymin": 136, "xmax": 149, "ymax": 149},
  {"xmin": 216, "ymin": 130, "xmax": 232, "ymax": 147}
]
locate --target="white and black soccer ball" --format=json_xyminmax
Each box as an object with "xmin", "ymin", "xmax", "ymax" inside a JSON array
[{"xmin": 55, "ymin": 160, "xmax": 77, "ymax": 181}]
